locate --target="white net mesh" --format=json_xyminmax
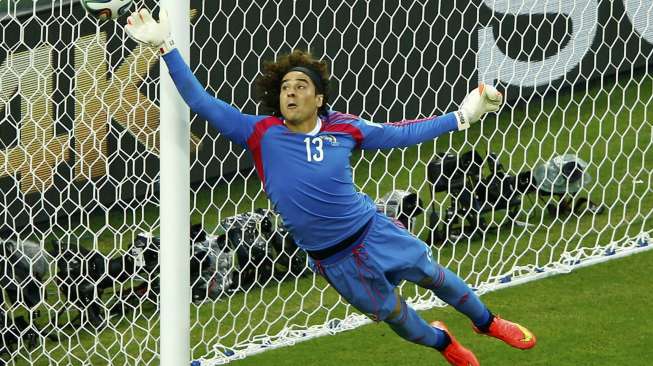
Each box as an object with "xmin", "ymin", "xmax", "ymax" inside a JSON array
[{"xmin": 0, "ymin": 0, "xmax": 651, "ymax": 365}]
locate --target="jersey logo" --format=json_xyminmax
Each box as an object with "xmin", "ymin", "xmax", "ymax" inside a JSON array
[
  {"xmin": 318, "ymin": 134, "xmax": 339, "ymax": 146},
  {"xmin": 516, "ymin": 323, "xmax": 534, "ymax": 343}
]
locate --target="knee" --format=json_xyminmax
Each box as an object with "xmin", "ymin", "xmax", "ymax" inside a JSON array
[
  {"xmin": 359, "ymin": 291, "xmax": 404, "ymax": 323},
  {"xmin": 380, "ymin": 292, "xmax": 406, "ymax": 324},
  {"xmin": 418, "ymin": 265, "xmax": 446, "ymax": 290}
]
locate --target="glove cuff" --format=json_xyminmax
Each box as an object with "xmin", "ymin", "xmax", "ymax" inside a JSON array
[
  {"xmin": 159, "ymin": 37, "xmax": 176, "ymax": 55},
  {"xmin": 455, "ymin": 110, "xmax": 470, "ymax": 130}
]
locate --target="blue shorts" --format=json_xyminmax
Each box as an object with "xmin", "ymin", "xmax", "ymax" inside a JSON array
[{"xmin": 309, "ymin": 211, "xmax": 441, "ymax": 321}]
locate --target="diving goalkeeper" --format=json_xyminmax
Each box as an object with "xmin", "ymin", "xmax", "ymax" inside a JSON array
[{"xmin": 126, "ymin": 9, "xmax": 536, "ymax": 365}]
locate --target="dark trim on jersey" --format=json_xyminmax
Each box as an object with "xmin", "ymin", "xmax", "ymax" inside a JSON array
[
  {"xmin": 387, "ymin": 116, "xmax": 439, "ymax": 126},
  {"xmin": 327, "ymin": 111, "xmax": 359, "ymax": 124},
  {"xmin": 246, "ymin": 116, "xmax": 284, "ymax": 187},
  {"xmin": 321, "ymin": 122, "xmax": 364, "ymax": 147}
]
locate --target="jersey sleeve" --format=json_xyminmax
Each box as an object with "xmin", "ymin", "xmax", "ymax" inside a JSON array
[
  {"xmin": 349, "ymin": 113, "xmax": 459, "ymax": 150},
  {"xmin": 162, "ymin": 49, "xmax": 266, "ymax": 148}
]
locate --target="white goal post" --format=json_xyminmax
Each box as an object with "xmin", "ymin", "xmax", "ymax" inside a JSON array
[
  {"xmin": 0, "ymin": 1, "xmax": 651, "ymax": 365},
  {"xmin": 159, "ymin": 0, "xmax": 191, "ymax": 365}
]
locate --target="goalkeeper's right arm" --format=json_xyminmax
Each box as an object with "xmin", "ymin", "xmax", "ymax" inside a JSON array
[{"xmin": 125, "ymin": 9, "xmax": 261, "ymax": 147}]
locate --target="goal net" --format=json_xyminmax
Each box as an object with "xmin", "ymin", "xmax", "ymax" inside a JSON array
[{"xmin": 0, "ymin": 0, "xmax": 651, "ymax": 365}]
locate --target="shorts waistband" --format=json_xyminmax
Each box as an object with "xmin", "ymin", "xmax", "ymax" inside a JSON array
[{"xmin": 306, "ymin": 217, "xmax": 373, "ymax": 261}]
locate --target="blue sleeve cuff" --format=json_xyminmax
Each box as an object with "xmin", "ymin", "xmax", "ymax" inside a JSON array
[
  {"xmin": 161, "ymin": 48, "xmax": 186, "ymax": 74},
  {"xmin": 440, "ymin": 111, "xmax": 460, "ymax": 132}
]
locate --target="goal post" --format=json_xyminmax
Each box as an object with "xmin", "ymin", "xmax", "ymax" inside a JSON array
[
  {"xmin": 0, "ymin": 1, "xmax": 651, "ymax": 365},
  {"xmin": 159, "ymin": 0, "xmax": 191, "ymax": 365}
]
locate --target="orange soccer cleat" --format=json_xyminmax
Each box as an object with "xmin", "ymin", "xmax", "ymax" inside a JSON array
[
  {"xmin": 431, "ymin": 321, "xmax": 479, "ymax": 366},
  {"xmin": 473, "ymin": 315, "xmax": 537, "ymax": 350}
]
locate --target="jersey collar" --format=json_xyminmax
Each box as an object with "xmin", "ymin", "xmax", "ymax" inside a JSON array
[
  {"xmin": 306, "ymin": 117, "xmax": 322, "ymax": 136},
  {"xmin": 283, "ymin": 117, "xmax": 322, "ymax": 136}
]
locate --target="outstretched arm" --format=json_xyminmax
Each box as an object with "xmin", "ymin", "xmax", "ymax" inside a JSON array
[
  {"xmin": 355, "ymin": 113, "xmax": 458, "ymax": 150},
  {"xmin": 125, "ymin": 9, "xmax": 264, "ymax": 147},
  {"xmin": 161, "ymin": 49, "xmax": 262, "ymax": 146},
  {"xmin": 354, "ymin": 84, "xmax": 503, "ymax": 150}
]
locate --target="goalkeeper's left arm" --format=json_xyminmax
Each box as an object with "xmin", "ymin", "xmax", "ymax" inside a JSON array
[{"xmin": 354, "ymin": 84, "xmax": 503, "ymax": 150}]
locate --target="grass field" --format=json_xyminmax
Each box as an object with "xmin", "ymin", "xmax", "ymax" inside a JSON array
[
  {"xmin": 230, "ymin": 248, "xmax": 653, "ymax": 366},
  {"xmin": 9, "ymin": 68, "xmax": 651, "ymax": 365}
]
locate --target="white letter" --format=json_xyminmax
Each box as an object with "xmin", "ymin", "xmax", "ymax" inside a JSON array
[
  {"xmin": 624, "ymin": 0, "xmax": 653, "ymax": 44},
  {"xmin": 478, "ymin": 0, "xmax": 599, "ymax": 88}
]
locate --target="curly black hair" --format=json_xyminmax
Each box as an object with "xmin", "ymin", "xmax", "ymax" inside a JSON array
[{"xmin": 255, "ymin": 49, "xmax": 330, "ymax": 118}]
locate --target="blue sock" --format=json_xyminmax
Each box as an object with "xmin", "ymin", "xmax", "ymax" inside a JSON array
[
  {"xmin": 384, "ymin": 297, "xmax": 448, "ymax": 349},
  {"xmin": 427, "ymin": 265, "xmax": 492, "ymax": 327}
]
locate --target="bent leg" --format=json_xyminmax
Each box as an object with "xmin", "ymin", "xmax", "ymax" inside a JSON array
[
  {"xmin": 315, "ymin": 245, "xmax": 448, "ymax": 350},
  {"xmin": 383, "ymin": 291, "xmax": 449, "ymax": 349},
  {"xmin": 368, "ymin": 219, "xmax": 492, "ymax": 328},
  {"xmin": 422, "ymin": 265, "xmax": 491, "ymax": 327}
]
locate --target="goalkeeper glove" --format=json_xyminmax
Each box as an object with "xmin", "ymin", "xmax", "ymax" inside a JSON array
[
  {"xmin": 455, "ymin": 83, "xmax": 503, "ymax": 130},
  {"xmin": 125, "ymin": 8, "xmax": 175, "ymax": 55}
]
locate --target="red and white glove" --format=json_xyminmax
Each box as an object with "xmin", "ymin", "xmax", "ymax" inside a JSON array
[
  {"xmin": 455, "ymin": 84, "xmax": 503, "ymax": 130},
  {"xmin": 125, "ymin": 9, "xmax": 175, "ymax": 55}
]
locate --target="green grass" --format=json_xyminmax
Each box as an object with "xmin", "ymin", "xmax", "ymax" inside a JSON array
[
  {"xmin": 8, "ymin": 69, "xmax": 651, "ymax": 365},
  {"xmin": 230, "ymin": 248, "xmax": 653, "ymax": 366}
]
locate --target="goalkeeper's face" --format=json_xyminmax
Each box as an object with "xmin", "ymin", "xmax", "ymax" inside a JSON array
[{"xmin": 280, "ymin": 71, "xmax": 324, "ymax": 125}]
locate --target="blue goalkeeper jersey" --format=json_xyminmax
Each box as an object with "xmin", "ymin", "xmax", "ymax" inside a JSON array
[{"xmin": 163, "ymin": 49, "xmax": 458, "ymax": 251}]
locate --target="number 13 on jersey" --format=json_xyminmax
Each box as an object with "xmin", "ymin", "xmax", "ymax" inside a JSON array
[{"xmin": 304, "ymin": 137, "xmax": 324, "ymax": 162}]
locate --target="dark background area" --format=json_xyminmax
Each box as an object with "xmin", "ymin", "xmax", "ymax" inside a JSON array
[{"xmin": 0, "ymin": 0, "xmax": 651, "ymax": 232}]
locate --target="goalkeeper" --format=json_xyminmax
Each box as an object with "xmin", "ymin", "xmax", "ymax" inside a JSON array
[{"xmin": 126, "ymin": 9, "xmax": 536, "ymax": 366}]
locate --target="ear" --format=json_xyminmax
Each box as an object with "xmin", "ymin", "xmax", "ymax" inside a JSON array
[{"xmin": 316, "ymin": 94, "xmax": 324, "ymax": 108}]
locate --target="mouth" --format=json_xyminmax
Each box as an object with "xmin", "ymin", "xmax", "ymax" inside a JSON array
[{"xmin": 287, "ymin": 102, "xmax": 297, "ymax": 109}]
